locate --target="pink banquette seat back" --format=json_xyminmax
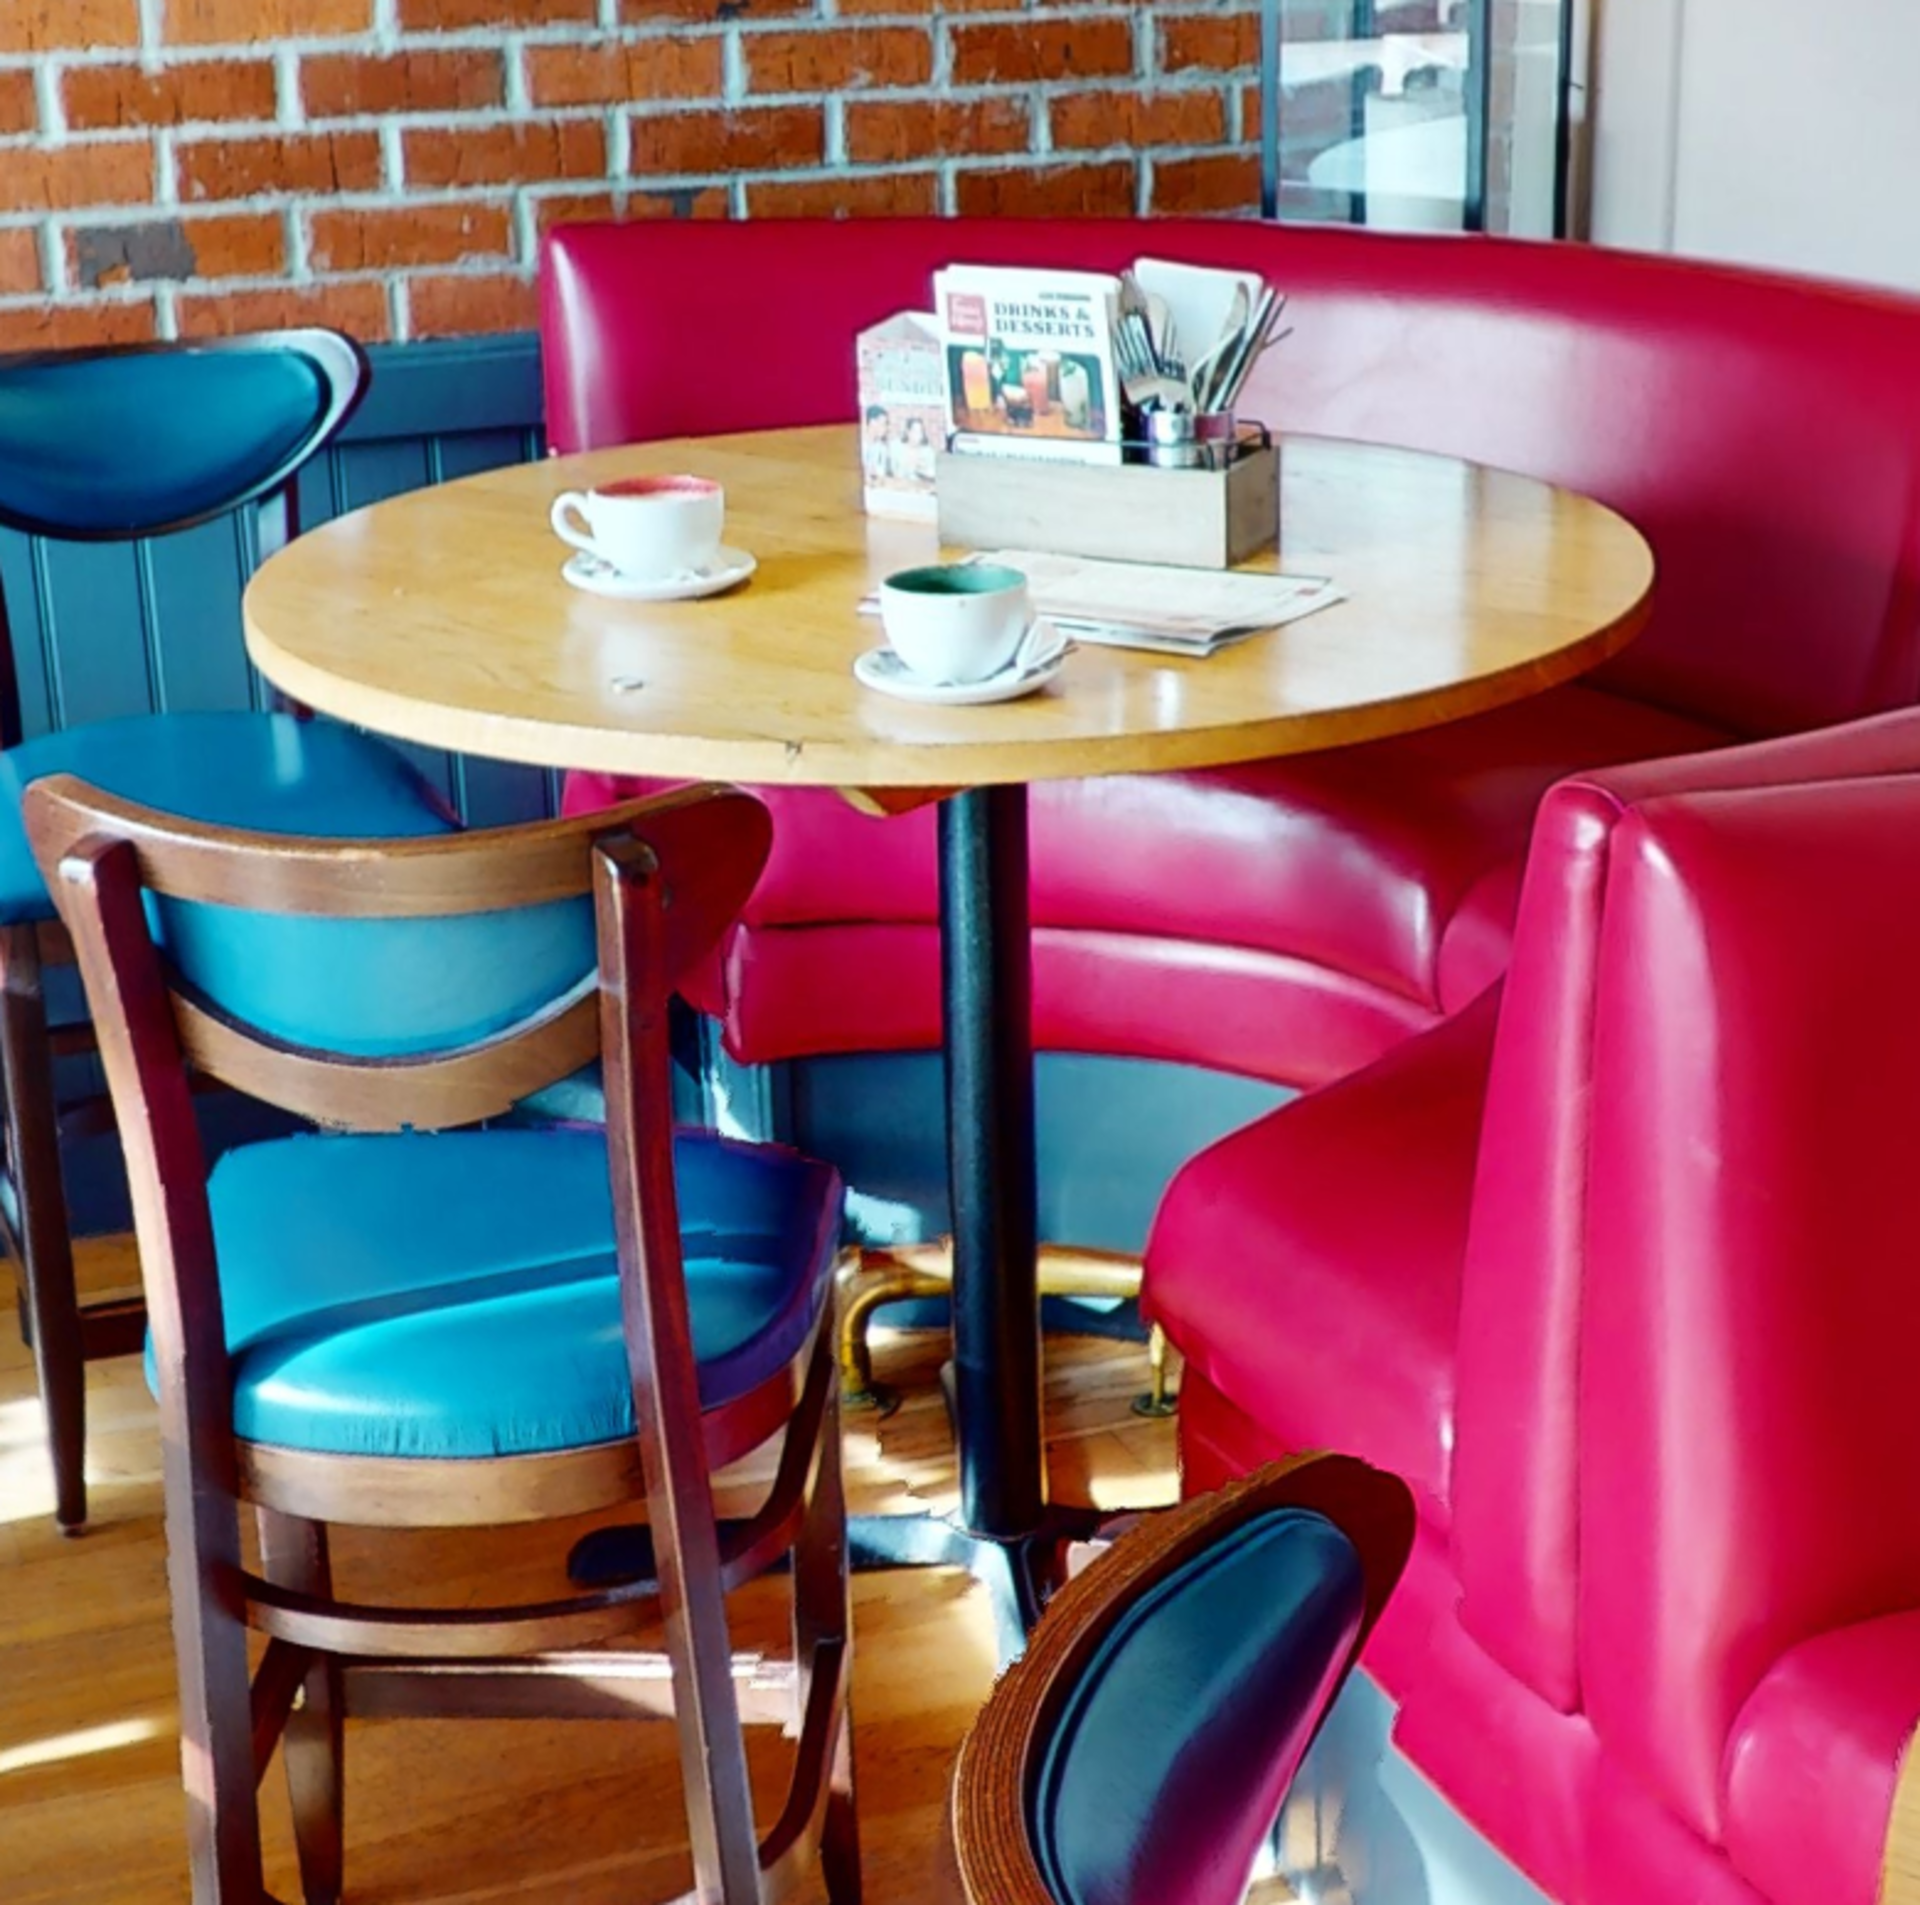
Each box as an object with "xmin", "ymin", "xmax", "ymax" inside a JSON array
[
  {"xmin": 543, "ymin": 218, "xmax": 1920, "ymax": 740},
  {"xmin": 1447, "ymin": 708, "xmax": 1920, "ymax": 1851}
]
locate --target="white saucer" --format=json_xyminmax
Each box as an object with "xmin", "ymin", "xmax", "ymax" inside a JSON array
[
  {"xmin": 562, "ymin": 546, "xmax": 757, "ymax": 601},
  {"xmin": 853, "ymin": 644, "xmax": 1067, "ymax": 706}
]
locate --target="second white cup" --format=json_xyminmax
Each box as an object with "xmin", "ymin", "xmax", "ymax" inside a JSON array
[
  {"xmin": 879, "ymin": 563, "xmax": 1039, "ymax": 684},
  {"xmin": 550, "ymin": 474, "xmax": 724, "ymax": 581}
]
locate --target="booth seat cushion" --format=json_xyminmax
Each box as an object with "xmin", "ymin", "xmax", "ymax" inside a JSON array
[
  {"xmin": 718, "ymin": 920, "xmax": 1439, "ymax": 1086},
  {"xmin": 1145, "ymin": 985, "xmax": 1501, "ymax": 1526},
  {"xmin": 1036, "ymin": 1505, "xmax": 1366, "ymax": 1905},
  {"xmin": 564, "ymin": 682, "xmax": 1728, "ymax": 1078},
  {"xmin": 0, "ymin": 710, "xmax": 454, "ymax": 925},
  {"xmin": 747, "ymin": 684, "xmax": 1727, "ymax": 1008},
  {"xmin": 194, "ymin": 1126, "xmax": 842, "ymax": 1457}
]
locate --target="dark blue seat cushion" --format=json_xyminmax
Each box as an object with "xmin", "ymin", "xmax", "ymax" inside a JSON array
[
  {"xmin": 189, "ymin": 1126, "xmax": 843, "ymax": 1459},
  {"xmin": 0, "ymin": 349, "xmax": 326, "ymax": 535},
  {"xmin": 0, "ymin": 710, "xmax": 453, "ymax": 926},
  {"xmin": 1036, "ymin": 1506, "xmax": 1366, "ymax": 1905}
]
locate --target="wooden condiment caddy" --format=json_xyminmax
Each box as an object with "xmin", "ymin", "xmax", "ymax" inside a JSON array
[{"xmin": 935, "ymin": 425, "xmax": 1279, "ymax": 571}]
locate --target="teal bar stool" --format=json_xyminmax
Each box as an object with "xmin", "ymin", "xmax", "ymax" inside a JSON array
[
  {"xmin": 0, "ymin": 331, "xmax": 456, "ymax": 1533},
  {"xmin": 22, "ymin": 776, "xmax": 857, "ymax": 1905},
  {"xmin": 950, "ymin": 1455, "xmax": 1415, "ymax": 1905}
]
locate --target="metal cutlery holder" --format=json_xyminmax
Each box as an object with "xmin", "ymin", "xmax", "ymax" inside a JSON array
[
  {"xmin": 1136, "ymin": 409, "xmax": 1243, "ymax": 469},
  {"xmin": 936, "ymin": 421, "xmax": 1278, "ymax": 571}
]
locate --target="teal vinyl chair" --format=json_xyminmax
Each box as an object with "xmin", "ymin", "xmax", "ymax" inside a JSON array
[
  {"xmin": 22, "ymin": 775, "xmax": 858, "ymax": 1905},
  {"xmin": 949, "ymin": 1455, "xmax": 1414, "ymax": 1905},
  {"xmin": 0, "ymin": 331, "xmax": 456, "ymax": 1532}
]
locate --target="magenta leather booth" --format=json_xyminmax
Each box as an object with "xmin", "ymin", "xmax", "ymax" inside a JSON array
[
  {"xmin": 1146, "ymin": 707, "xmax": 1920, "ymax": 1905},
  {"xmin": 544, "ymin": 217, "xmax": 1920, "ymax": 1089}
]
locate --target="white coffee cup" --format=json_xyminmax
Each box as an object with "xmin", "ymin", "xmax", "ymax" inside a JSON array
[
  {"xmin": 550, "ymin": 474, "xmax": 724, "ymax": 581},
  {"xmin": 879, "ymin": 562, "xmax": 1049, "ymax": 684}
]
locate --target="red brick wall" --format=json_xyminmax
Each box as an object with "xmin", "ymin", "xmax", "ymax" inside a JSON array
[{"xmin": 0, "ymin": 2, "xmax": 1264, "ymax": 351}]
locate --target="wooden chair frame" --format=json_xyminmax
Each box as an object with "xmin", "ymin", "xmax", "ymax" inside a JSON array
[
  {"xmin": 22, "ymin": 775, "xmax": 857, "ymax": 1905},
  {"xmin": 947, "ymin": 1453, "xmax": 1415, "ymax": 1905},
  {"xmin": 0, "ymin": 327, "xmax": 371, "ymax": 1536}
]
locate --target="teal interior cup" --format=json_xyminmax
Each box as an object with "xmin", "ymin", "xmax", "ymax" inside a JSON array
[{"xmin": 884, "ymin": 562, "xmax": 1027, "ymax": 597}]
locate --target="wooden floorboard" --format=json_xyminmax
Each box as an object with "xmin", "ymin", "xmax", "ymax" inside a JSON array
[{"xmin": 0, "ymin": 1240, "xmax": 1178, "ymax": 1901}]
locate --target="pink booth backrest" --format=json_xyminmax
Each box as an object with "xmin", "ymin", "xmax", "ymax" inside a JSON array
[
  {"xmin": 1447, "ymin": 707, "xmax": 1920, "ymax": 1858},
  {"xmin": 542, "ymin": 217, "xmax": 1920, "ymax": 740}
]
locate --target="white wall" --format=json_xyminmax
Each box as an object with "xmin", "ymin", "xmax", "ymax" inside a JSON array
[{"xmin": 1590, "ymin": 0, "xmax": 1920, "ymax": 292}]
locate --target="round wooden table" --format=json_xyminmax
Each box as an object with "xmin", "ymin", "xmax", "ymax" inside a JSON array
[{"xmin": 245, "ymin": 422, "xmax": 1654, "ymax": 1638}]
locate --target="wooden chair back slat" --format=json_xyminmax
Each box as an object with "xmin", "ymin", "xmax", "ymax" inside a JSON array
[
  {"xmin": 172, "ymin": 989, "xmax": 604, "ymax": 1132},
  {"xmin": 22, "ymin": 776, "xmax": 771, "ymax": 1131}
]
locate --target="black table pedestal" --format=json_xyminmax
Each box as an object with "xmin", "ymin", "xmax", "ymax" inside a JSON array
[{"xmin": 842, "ymin": 786, "xmax": 1111, "ymax": 1659}]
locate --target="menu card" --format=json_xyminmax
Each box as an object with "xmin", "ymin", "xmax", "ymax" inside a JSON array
[{"xmin": 934, "ymin": 265, "xmax": 1125, "ymax": 467}]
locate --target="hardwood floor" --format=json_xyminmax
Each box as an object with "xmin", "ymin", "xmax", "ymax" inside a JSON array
[{"xmin": 0, "ymin": 1239, "xmax": 1178, "ymax": 1902}]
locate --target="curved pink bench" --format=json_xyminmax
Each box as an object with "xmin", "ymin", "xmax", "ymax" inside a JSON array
[{"xmin": 544, "ymin": 217, "xmax": 1920, "ymax": 1089}]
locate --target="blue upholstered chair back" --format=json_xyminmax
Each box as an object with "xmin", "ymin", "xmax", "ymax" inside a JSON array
[
  {"xmin": 21, "ymin": 777, "xmax": 769, "ymax": 1133},
  {"xmin": 0, "ymin": 330, "xmax": 366, "ymax": 542},
  {"xmin": 1035, "ymin": 1506, "xmax": 1365, "ymax": 1905},
  {"xmin": 152, "ymin": 889, "xmax": 597, "ymax": 1062}
]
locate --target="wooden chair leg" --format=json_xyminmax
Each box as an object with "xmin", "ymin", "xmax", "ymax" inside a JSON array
[
  {"xmin": 0, "ymin": 921, "xmax": 87, "ymax": 1533},
  {"xmin": 164, "ymin": 1451, "xmax": 266, "ymax": 1901},
  {"xmin": 793, "ymin": 1357, "xmax": 860, "ymax": 1904},
  {"xmin": 256, "ymin": 1509, "xmax": 345, "ymax": 1905},
  {"xmin": 655, "ymin": 1499, "xmax": 763, "ymax": 1902}
]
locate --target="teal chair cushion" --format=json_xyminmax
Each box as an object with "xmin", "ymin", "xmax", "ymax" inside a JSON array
[
  {"xmin": 1035, "ymin": 1506, "xmax": 1367, "ymax": 1905},
  {"xmin": 0, "ymin": 349, "xmax": 326, "ymax": 535},
  {"xmin": 0, "ymin": 710, "xmax": 454, "ymax": 927},
  {"xmin": 186, "ymin": 1126, "xmax": 843, "ymax": 1458}
]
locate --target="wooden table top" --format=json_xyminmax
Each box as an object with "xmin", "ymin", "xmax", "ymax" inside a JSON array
[{"xmin": 243, "ymin": 423, "xmax": 1655, "ymax": 789}]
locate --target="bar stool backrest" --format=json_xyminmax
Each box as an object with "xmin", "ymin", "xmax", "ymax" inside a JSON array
[
  {"xmin": 0, "ymin": 329, "xmax": 369, "ymax": 748},
  {"xmin": 950, "ymin": 1455, "xmax": 1415, "ymax": 1905},
  {"xmin": 0, "ymin": 330, "xmax": 367, "ymax": 543}
]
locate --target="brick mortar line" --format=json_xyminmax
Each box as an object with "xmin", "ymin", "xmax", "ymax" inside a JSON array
[
  {"xmin": 4, "ymin": 136, "xmax": 1263, "ymax": 242},
  {"xmin": 0, "ymin": 5, "xmax": 1215, "ymax": 74},
  {"xmin": 0, "ymin": 71, "xmax": 1253, "ymax": 153},
  {"xmin": 0, "ymin": 11, "xmax": 1118, "ymax": 72},
  {"xmin": 3, "ymin": 126, "xmax": 1261, "ymax": 205}
]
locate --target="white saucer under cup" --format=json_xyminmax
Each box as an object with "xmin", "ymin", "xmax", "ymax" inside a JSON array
[
  {"xmin": 854, "ymin": 619, "xmax": 1069, "ymax": 705},
  {"xmin": 562, "ymin": 547, "xmax": 757, "ymax": 602}
]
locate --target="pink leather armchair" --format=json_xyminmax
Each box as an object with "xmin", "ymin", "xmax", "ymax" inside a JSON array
[
  {"xmin": 544, "ymin": 218, "xmax": 1920, "ymax": 1090},
  {"xmin": 1144, "ymin": 706, "xmax": 1920, "ymax": 1905}
]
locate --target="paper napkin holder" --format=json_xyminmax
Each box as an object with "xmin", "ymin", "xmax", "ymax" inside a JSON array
[{"xmin": 935, "ymin": 422, "xmax": 1279, "ymax": 571}]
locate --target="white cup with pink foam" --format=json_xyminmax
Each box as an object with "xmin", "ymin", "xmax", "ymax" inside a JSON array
[{"xmin": 550, "ymin": 474, "xmax": 725, "ymax": 582}]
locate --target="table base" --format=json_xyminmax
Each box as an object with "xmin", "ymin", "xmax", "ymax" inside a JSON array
[{"xmin": 847, "ymin": 1507, "xmax": 1112, "ymax": 1663}]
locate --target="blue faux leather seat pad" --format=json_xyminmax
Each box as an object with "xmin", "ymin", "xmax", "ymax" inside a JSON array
[
  {"xmin": 0, "ymin": 350, "xmax": 325, "ymax": 535},
  {"xmin": 193, "ymin": 1126, "xmax": 842, "ymax": 1458},
  {"xmin": 0, "ymin": 710, "xmax": 453, "ymax": 927},
  {"xmin": 1035, "ymin": 1507, "xmax": 1366, "ymax": 1905}
]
